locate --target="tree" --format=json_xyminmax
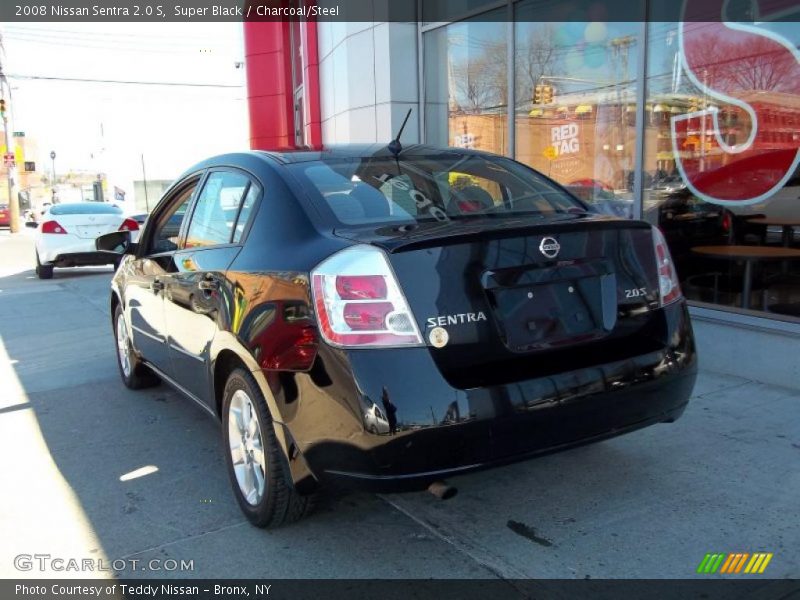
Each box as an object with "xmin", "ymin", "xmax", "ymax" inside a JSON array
[{"xmin": 516, "ymin": 24, "xmax": 562, "ymax": 105}]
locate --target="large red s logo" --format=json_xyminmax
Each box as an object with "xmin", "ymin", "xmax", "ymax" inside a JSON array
[{"xmin": 673, "ymin": 0, "xmax": 800, "ymax": 205}]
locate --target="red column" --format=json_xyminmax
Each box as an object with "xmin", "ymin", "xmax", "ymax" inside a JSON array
[
  {"xmin": 301, "ymin": 22, "xmax": 322, "ymax": 148},
  {"xmin": 243, "ymin": 21, "xmax": 294, "ymax": 150},
  {"xmin": 243, "ymin": 20, "xmax": 321, "ymax": 150}
]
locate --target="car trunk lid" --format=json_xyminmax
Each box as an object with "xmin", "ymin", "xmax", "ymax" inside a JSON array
[
  {"xmin": 65, "ymin": 214, "xmax": 124, "ymax": 239},
  {"xmin": 335, "ymin": 215, "xmax": 663, "ymax": 388}
]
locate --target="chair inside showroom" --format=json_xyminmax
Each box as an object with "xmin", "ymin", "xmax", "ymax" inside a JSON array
[
  {"xmin": 327, "ymin": 191, "xmax": 367, "ymax": 223},
  {"xmin": 761, "ymin": 275, "xmax": 800, "ymax": 316},
  {"xmin": 733, "ymin": 213, "xmax": 767, "ymax": 245},
  {"xmin": 451, "ymin": 185, "xmax": 495, "ymax": 214},
  {"xmin": 348, "ymin": 183, "xmax": 393, "ymax": 219}
]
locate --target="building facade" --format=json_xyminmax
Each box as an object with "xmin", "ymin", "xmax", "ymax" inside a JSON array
[{"xmin": 243, "ymin": 2, "xmax": 800, "ymax": 388}]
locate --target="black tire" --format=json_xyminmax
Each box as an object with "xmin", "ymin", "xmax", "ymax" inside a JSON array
[
  {"xmin": 113, "ymin": 304, "xmax": 160, "ymax": 389},
  {"xmin": 222, "ymin": 368, "xmax": 314, "ymax": 528},
  {"xmin": 35, "ymin": 252, "xmax": 53, "ymax": 279}
]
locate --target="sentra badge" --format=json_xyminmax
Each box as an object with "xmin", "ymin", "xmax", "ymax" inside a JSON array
[{"xmin": 426, "ymin": 312, "xmax": 487, "ymax": 328}]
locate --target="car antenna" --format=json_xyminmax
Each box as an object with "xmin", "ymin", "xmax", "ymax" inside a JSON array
[{"xmin": 388, "ymin": 108, "xmax": 412, "ymax": 157}]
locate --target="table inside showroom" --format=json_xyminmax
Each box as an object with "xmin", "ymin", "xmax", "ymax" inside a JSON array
[{"xmin": 691, "ymin": 245, "xmax": 800, "ymax": 309}]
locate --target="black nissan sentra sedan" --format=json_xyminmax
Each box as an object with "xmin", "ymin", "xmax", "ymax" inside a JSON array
[{"xmin": 98, "ymin": 144, "xmax": 697, "ymax": 528}]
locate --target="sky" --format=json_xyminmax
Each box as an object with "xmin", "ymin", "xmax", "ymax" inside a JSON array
[{"xmin": 0, "ymin": 22, "xmax": 249, "ymax": 195}]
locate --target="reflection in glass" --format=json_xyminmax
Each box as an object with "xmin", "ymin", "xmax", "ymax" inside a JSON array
[
  {"xmin": 514, "ymin": 9, "xmax": 639, "ymax": 220},
  {"xmin": 644, "ymin": 21, "xmax": 800, "ymax": 317},
  {"xmin": 424, "ymin": 10, "xmax": 508, "ymax": 156}
]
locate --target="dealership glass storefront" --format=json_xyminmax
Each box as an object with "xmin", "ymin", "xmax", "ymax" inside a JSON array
[{"xmin": 422, "ymin": 5, "xmax": 800, "ymax": 322}]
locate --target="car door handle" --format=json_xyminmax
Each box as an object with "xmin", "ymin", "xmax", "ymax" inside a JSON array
[
  {"xmin": 198, "ymin": 277, "xmax": 219, "ymax": 292},
  {"xmin": 151, "ymin": 279, "xmax": 164, "ymax": 292}
]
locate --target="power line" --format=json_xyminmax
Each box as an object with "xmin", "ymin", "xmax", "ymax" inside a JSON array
[{"xmin": 6, "ymin": 74, "xmax": 243, "ymax": 88}]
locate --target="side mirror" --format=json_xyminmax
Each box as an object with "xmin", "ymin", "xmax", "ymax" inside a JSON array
[
  {"xmin": 25, "ymin": 221, "xmax": 38, "ymax": 228},
  {"xmin": 96, "ymin": 230, "xmax": 134, "ymax": 254}
]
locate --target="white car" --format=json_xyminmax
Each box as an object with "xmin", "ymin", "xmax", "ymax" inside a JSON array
[{"xmin": 34, "ymin": 202, "xmax": 140, "ymax": 279}]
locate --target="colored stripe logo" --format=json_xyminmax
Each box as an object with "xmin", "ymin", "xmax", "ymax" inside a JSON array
[{"xmin": 697, "ymin": 552, "xmax": 773, "ymax": 574}]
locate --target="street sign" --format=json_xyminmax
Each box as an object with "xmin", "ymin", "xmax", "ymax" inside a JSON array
[
  {"xmin": 24, "ymin": 161, "xmax": 35, "ymax": 172},
  {"xmin": 3, "ymin": 152, "xmax": 15, "ymax": 167}
]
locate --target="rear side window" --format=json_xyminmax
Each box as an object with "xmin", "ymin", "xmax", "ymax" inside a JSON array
[
  {"xmin": 185, "ymin": 171, "xmax": 249, "ymax": 248},
  {"xmin": 232, "ymin": 182, "xmax": 260, "ymax": 243},
  {"xmin": 150, "ymin": 184, "xmax": 197, "ymax": 254},
  {"xmin": 288, "ymin": 153, "xmax": 586, "ymax": 226}
]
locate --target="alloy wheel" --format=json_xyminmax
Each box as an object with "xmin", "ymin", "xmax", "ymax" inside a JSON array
[
  {"xmin": 228, "ymin": 389, "xmax": 267, "ymax": 505},
  {"xmin": 115, "ymin": 312, "xmax": 132, "ymax": 378}
]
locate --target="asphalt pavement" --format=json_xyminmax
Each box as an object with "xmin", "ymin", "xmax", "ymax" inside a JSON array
[{"xmin": 0, "ymin": 228, "xmax": 798, "ymax": 580}]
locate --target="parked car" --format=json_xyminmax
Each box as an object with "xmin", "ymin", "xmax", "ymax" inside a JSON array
[
  {"xmin": 126, "ymin": 212, "xmax": 149, "ymax": 243},
  {"xmin": 99, "ymin": 145, "xmax": 698, "ymax": 528},
  {"xmin": 564, "ymin": 183, "xmax": 634, "ymax": 219},
  {"xmin": 24, "ymin": 201, "xmax": 53, "ymax": 226},
  {"xmin": 652, "ymin": 174, "xmax": 690, "ymax": 197},
  {"xmin": 33, "ymin": 202, "xmax": 141, "ymax": 279},
  {"xmin": 0, "ymin": 203, "xmax": 9, "ymax": 228}
]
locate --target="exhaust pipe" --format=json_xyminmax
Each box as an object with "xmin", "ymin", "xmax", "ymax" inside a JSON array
[{"xmin": 427, "ymin": 481, "xmax": 457, "ymax": 500}]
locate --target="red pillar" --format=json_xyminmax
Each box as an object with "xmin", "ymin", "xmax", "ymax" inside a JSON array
[
  {"xmin": 301, "ymin": 21, "xmax": 322, "ymax": 148},
  {"xmin": 243, "ymin": 20, "xmax": 322, "ymax": 150}
]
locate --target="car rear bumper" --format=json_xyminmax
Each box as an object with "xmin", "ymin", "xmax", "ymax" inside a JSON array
[
  {"xmin": 311, "ymin": 372, "xmax": 693, "ymax": 492},
  {"xmin": 275, "ymin": 301, "xmax": 697, "ymax": 493},
  {"xmin": 50, "ymin": 251, "xmax": 117, "ymax": 267}
]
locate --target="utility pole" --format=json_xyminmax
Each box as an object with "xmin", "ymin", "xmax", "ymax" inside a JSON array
[
  {"xmin": 0, "ymin": 69, "xmax": 20, "ymax": 232},
  {"xmin": 141, "ymin": 153, "xmax": 149, "ymax": 212},
  {"xmin": 50, "ymin": 150, "xmax": 56, "ymax": 191}
]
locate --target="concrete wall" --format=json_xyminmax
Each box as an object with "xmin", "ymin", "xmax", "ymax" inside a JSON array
[
  {"xmin": 133, "ymin": 179, "xmax": 172, "ymax": 213},
  {"xmin": 690, "ymin": 306, "xmax": 800, "ymax": 390},
  {"xmin": 317, "ymin": 21, "xmax": 419, "ymax": 144}
]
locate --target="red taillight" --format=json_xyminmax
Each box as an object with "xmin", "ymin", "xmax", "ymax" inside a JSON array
[
  {"xmin": 336, "ymin": 275, "xmax": 387, "ymax": 299},
  {"xmin": 652, "ymin": 227, "xmax": 682, "ymax": 306},
  {"xmin": 311, "ymin": 246, "xmax": 423, "ymax": 348},
  {"xmin": 721, "ymin": 211, "xmax": 732, "ymax": 233},
  {"xmin": 41, "ymin": 220, "xmax": 67, "ymax": 234},
  {"xmin": 343, "ymin": 301, "xmax": 394, "ymax": 330},
  {"xmin": 119, "ymin": 218, "xmax": 139, "ymax": 232}
]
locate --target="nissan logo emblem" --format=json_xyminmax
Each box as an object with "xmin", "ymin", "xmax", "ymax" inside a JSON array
[{"xmin": 539, "ymin": 237, "xmax": 560, "ymax": 259}]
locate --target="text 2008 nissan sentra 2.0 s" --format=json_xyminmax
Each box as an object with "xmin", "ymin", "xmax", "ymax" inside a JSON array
[{"xmin": 98, "ymin": 144, "xmax": 697, "ymax": 528}]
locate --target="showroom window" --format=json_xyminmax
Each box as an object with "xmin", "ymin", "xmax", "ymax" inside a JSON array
[
  {"xmin": 514, "ymin": 9, "xmax": 639, "ymax": 219},
  {"xmin": 421, "ymin": 2, "xmax": 800, "ymax": 322},
  {"xmin": 643, "ymin": 21, "xmax": 800, "ymax": 319},
  {"xmin": 423, "ymin": 9, "xmax": 509, "ymax": 157}
]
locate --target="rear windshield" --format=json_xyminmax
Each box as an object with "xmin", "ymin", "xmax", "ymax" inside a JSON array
[
  {"xmin": 50, "ymin": 202, "xmax": 123, "ymax": 216},
  {"xmin": 287, "ymin": 153, "xmax": 586, "ymax": 226}
]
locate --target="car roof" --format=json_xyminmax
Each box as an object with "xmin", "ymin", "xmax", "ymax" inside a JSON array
[
  {"xmin": 171, "ymin": 144, "xmax": 510, "ymax": 190},
  {"xmin": 255, "ymin": 143, "xmax": 478, "ymax": 164}
]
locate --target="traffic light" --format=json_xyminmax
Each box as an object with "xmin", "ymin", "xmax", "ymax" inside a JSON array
[
  {"xmin": 0, "ymin": 99, "xmax": 6, "ymax": 119},
  {"xmin": 533, "ymin": 84, "xmax": 554, "ymax": 105}
]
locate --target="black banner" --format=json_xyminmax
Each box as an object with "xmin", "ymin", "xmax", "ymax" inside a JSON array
[
  {"xmin": 3, "ymin": 579, "xmax": 800, "ymax": 600},
  {"xmin": 3, "ymin": 0, "xmax": 799, "ymax": 23}
]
